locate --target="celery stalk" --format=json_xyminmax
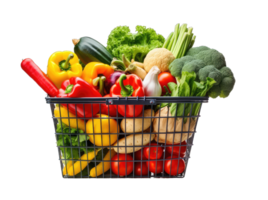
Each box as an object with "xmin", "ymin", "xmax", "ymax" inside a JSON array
[
  {"xmin": 188, "ymin": 35, "xmax": 196, "ymax": 50},
  {"xmin": 168, "ymin": 23, "xmax": 181, "ymax": 51},
  {"xmin": 162, "ymin": 32, "xmax": 173, "ymax": 48},
  {"xmin": 181, "ymin": 33, "xmax": 191, "ymax": 57},
  {"xmin": 172, "ymin": 24, "xmax": 188, "ymax": 57},
  {"xmin": 175, "ymin": 32, "xmax": 187, "ymax": 58},
  {"xmin": 177, "ymin": 33, "xmax": 188, "ymax": 58},
  {"xmin": 181, "ymin": 28, "xmax": 193, "ymax": 56},
  {"xmin": 167, "ymin": 31, "xmax": 176, "ymax": 50},
  {"xmin": 170, "ymin": 24, "xmax": 180, "ymax": 52}
]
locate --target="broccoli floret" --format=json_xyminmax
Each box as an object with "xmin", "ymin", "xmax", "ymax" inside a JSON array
[
  {"xmin": 208, "ymin": 66, "xmax": 237, "ymax": 99},
  {"xmin": 170, "ymin": 46, "xmax": 235, "ymax": 98},
  {"xmin": 182, "ymin": 59, "xmax": 206, "ymax": 81},
  {"xmin": 219, "ymin": 67, "xmax": 235, "ymax": 98},
  {"xmin": 186, "ymin": 45, "xmax": 228, "ymax": 69},
  {"xmin": 186, "ymin": 46, "xmax": 210, "ymax": 56},
  {"xmin": 198, "ymin": 65, "xmax": 222, "ymax": 85},
  {"xmin": 208, "ymin": 85, "xmax": 221, "ymax": 98},
  {"xmin": 169, "ymin": 56, "xmax": 196, "ymax": 78}
]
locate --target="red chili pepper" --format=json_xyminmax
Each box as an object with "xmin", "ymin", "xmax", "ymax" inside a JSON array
[
  {"xmin": 110, "ymin": 74, "xmax": 144, "ymax": 117},
  {"xmin": 57, "ymin": 77, "xmax": 102, "ymax": 118},
  {"xmin": 21, "ymin": 58, "xmax": 58, "ymax": 97}
]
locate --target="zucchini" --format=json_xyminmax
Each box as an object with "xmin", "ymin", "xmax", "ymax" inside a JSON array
[{"xmin": 73, "ymin": 37, "xmax": 113, "ymax": 65}]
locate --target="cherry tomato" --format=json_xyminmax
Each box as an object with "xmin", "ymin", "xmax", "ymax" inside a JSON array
[
  {"xmin": 158, "ymin": 72, "xmax": 177, "ymax": 95},
  {"xmin": 111, "ymin": 154, "xmax": 133, "ymax": 176},
  {"xmin": 134, "ymin": 162, "xmax": 148, "ymax": 176},
  {"xmin": 135, "ymin": 149, "xmax": 147, "ymax": 160},
  {"xmin": 166, "ymin": 141, "xmax": 187, "ymax": 157},
  {"xmin": 143, "ymin": 143, "xmax": 163, "ymax": 160},
  {"xmin": 147, "ymin": 160, "xmax": 164, "ymax": 174},
  {"xmin": 164, "ymin": 156, "xmax": 186, "ymax": 176},
  {"xmin": 100, "ymin": 94, "xmax": 118, "ymax": 117}
]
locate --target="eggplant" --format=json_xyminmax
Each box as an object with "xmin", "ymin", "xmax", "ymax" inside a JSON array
[{"xmin": 105, "ymin": 71, "xmax": 125, "ymax": 92}]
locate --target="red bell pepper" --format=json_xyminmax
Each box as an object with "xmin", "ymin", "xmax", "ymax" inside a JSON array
[
  {"xmin": 110, "ymin": 74, "xmax": 144, "ymax": 117},
  {"xmin": 21, "ymin": 58, "xmax": 58, "ymax": 97},
  {"xmin": 57, "ymin": 77, "xmax": 102, "ymax": 118},
  {"xmin": 100, "ymin": 94, "xmax": 118, "ymax": 117}
]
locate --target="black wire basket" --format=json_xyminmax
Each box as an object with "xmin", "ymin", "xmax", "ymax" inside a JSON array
[{"xmin": 46, "ymin": 96, "xmax": 208, "ymax": 178}]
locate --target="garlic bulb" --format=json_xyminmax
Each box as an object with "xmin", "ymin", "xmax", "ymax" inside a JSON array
[{"xmin": 143, "ymin": 66, "xmax": 162, "ymax": 96}]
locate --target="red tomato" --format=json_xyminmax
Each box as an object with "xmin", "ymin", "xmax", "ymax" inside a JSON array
[
  {"xmin": 147, "ymin": 160, "xmax": 164, "ymax": 174},
  {"xmin": 165, "ymin": 152, "xmax": 186, "ymax": 158},
  {"xmin": 164, "ymin": 156, "xmax": 186, "ymax": 176},
  {"xmin": 158, "ymin": 72, "xmax": 177, "ymax": 95},
  {"xmin": 166, "ymin": 141, "xmax": 187, "ymax": 157},
  {"xmin": 111, "ymin": 154, "xmax": 133, "ymax": 176},
  {"xmin": 100, "ymin": 94, "xmax": 118, "ymax": 117},
  {"xmin": 135, "ymin": 149, "xmax": 147, "ymax": 160},
  {"xmin": 143, "ymin": 143, "xmax": 163, "ymax": 160},
  {"xmin": 134, "ymin": 162, "xmax": 148, "ymax": 176}
]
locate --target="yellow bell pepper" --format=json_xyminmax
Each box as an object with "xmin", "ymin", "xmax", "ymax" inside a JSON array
[
  {"xmin": 81, "ymin": 62, "xmax": 114, "ymax": 86},
  {"xmin": 67, "ymin": 150, "xmax": 99, "ymax": 176},
  {"xmin": 90, "ymin": 149, "xmax": 116, "ymax": 177},
  {"xmin": 54, "ymin": 105, "xmax": 85, "ymax": 132},
  {"xmin": 47, "ymin": 51, "xmax": 83, "ymax": 88},
  {"xmin": 86, "ymin": 114, "xmax": 118, "ymax": 146}
]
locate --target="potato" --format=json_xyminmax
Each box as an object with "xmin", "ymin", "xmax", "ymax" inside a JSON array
[
  {"xmin": 153, "ymin": 107, "xmax": 196, "ymax": 144},
  {"xmin": 112, "ymin": 133, "xmax": 155, "ymax": 154},
  {"xmin": 143, "ymin": 127, "xmax": 152, "ymax": 133},
  {"xmin": 120, "ymin": 109, "xmax": 154, "ymax": 133}
]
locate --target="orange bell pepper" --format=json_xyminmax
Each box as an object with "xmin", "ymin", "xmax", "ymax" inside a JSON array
[{"xmin": 81, "ymin": 62, "xmax": 114, "ymax": 87}]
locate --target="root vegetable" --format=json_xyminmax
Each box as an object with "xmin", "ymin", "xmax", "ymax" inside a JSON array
[
  {"xmin": 131, "ymin": 59, "xmax": 145, "ymax": 69},
  {"xmin": 125, "ymin": 64, "xmax": 147, "ymax": 80},
  {"xmin": 153, "ymin": 107, "xmax": 196, "ymax": 144},
  {"xmin": 112, "ymin": 134, "xmax": 155, "ymax": 154},
  {"xmin": 120, "ymin": 109, "xmax": 154, "ymax": 133}
]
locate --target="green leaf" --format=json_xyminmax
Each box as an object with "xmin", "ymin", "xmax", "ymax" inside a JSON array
[
  {"xmin": 191, "ymin": 77, "xmax": 216, "ymax": 117},
  {"xmin": 167, "ymin": 82, "xmax": 177, "ymax": 93},
  {"xmin": 169, "ymin": 71, "xmax": 195, "ymax": 123},
  {"xmin": 107, "ymin": 25, "xmax": 165, "ymax": 62},
  {"xmin": 56, "ymin": 121, "xmax": 92, "ymax": 160}
]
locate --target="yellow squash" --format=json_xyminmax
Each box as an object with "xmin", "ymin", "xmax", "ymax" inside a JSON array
[
  {"xmin": 90, "ymin": 149, "xmax": 116, "ymax": 177},
  {"xmin": 62, "ymin": 161, "xmax": 74, "ymax": 176},
  {"xmin": 86, "ymin": 114, "xmax": 118, "ymax": 146},
  {"xmin": 67, "ymin": 150, "xmax": 98, "ymax": 176}
]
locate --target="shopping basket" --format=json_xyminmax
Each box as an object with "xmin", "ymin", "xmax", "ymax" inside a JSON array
[{"xmin": 46, "ymin": 96, "xmax": 208, "ymax": 178}]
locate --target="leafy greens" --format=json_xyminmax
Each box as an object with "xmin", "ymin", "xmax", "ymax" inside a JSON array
[
  {"xmin": 107, "ymin": 25, "xmax": 165, "ymax": 62},
  {"xmin": 166, "ymin": 71, "xmax": 216, "ymax": 122},
  {"xmin": 56, "ymin": 121, "xmax": 92, "ymax": 160}
]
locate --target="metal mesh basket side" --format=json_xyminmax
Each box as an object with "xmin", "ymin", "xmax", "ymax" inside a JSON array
[{"xmin": 45, "ymin": 98, "xmax": 209, "ymax": 179}]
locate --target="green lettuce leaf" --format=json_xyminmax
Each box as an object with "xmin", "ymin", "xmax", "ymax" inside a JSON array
[
  {"xmin": 107, "ymin": 25, "xmax": 165, "ymax": 62},
  {"xmin": 167, "ymin": 71, "xmax": 216, "ymax": 122},
  {"xmin": 56, "ymin": 121, "xmax": 92, "ymax": 160}
]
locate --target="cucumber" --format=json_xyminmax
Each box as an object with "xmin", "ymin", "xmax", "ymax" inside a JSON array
[{"xmin": 73, "ymin": 37, "xmax": 113, "ymax": 65}]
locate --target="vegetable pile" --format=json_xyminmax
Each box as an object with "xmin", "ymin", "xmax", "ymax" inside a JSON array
[{"xmin": 21, "ymin": 23, "xmax": 236, "ymax": 177}]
